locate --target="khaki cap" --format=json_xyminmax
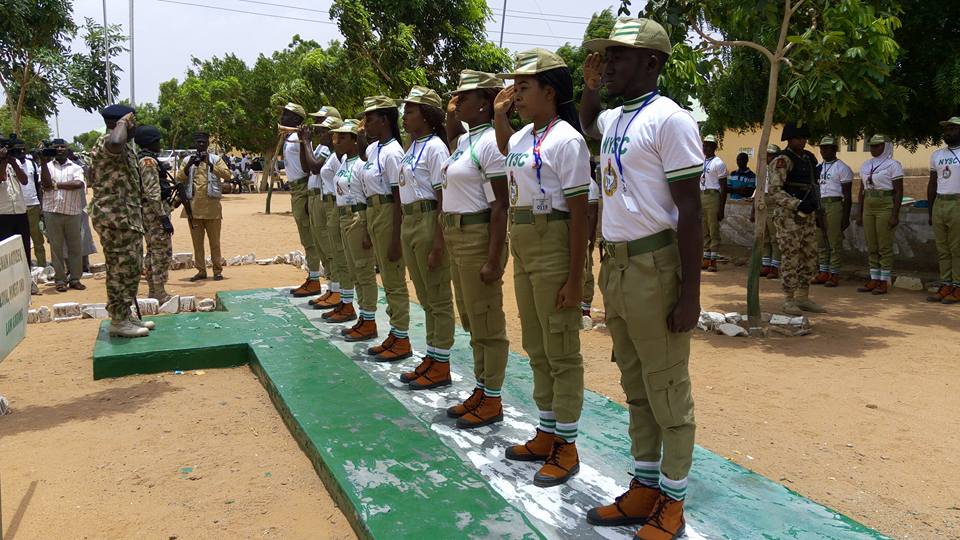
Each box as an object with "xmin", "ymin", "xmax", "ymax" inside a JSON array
[
  {"xmin": 767, "ymin": 144, "xmax": 782, "ymax": 154},
  {"xmin": 320, "ymin": 117, "xmax": 344, "ymax": 129},
  {"xmin": 867, "ymin": 134, "xmax": 889, "ymax": 145},
  {"xmin": 310, "ymin": 105, "xmax": 342, "ymax": 120},
  {"xmin": 818, "ymin": 136, "xmax": 838, "ymax": 147},
  {"xmin": 584, "ymin": 17, "xmax": 672, "ymax": 56},
  {"xmin": 940, "ymin": 116, "xmax": 960, "ymax": 127},
  {"xmin": 284, "ymin": 102, "xmax": 307, "ymax": 118},
  {"xmin": 331, "ymin": 119, "xmax": 361, "ymax": 135},
  {"xmin": 449, "ymin": 70, "xmax": 504, "ymax": 95},
  {"xmin": 497, "ymin": 48, "xmax": 567, "ymax": 79},
  {"xmin": 362, "ymin": 95, "xmax": 398, "ymax": 113},
  {"xmin": 402, "ymin": 86, "xmax": 443, "ymax": 110},
  {"xmin": 702, "ymin": 135, "xmax": 718, "ymax": 143}
]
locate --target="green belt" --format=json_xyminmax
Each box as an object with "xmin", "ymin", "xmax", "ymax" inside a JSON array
[
  {"xmin": 821, "ymin": 196, "xmax": 843, "ymax": 202},
  {"xmin": 338, "ymin": 203, "xmax": 367, "ymax": 216},
  {"xmin": 701, "ymin": 188, "xmax": 720, "ymax": 193},
  {"xmin": 322, "ymin": 194, "xmax": 336, "ymax": 203},
  {"xmin": 290, "ymin": 177, "xmax": 308, "ymax": 185},
  {"xmin": 602, "ymin": 229, "xmax": 675, "ymax": 259},
  {"xmin": 865, "ymin": 189, "xmax": 894, "ymax": 198},
  {"xmin": 367, "ymin": 194, "xmax": 394, "ymax": 206},
  {"xmin": 443, "ymin": 210, "xmax": 491, "ymax": 227},
  {"xmin": 937, "ymin": 193, "xmax": 960, "ymax": 200},
  {"xmin": 309, "ymin": 188, "xmax": 323, "ymax": 196},
  {"xmin": 510, "ymin": 207, "xmax": 570, "ymax": 224},
  {"xmin": 401, "ymin": 199, "xmax": 438, "ymax": 216}
]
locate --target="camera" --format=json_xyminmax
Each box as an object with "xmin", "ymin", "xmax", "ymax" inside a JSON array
[{"xmin": 41, "ymin": 147, "xmax": 57, "ymax": 158}]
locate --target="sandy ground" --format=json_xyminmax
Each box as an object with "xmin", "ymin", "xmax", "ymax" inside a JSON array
[{"xmin": 2, "ymin": 192, "xmax": 958, "ymax": 539}]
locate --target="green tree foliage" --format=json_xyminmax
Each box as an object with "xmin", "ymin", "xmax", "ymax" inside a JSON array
[
  {"xmin": 0, "ymin": 106, "xmax": 51, "ymax": 148},
  {"xmin": 71, "ymin": 129, "xmax": 103, "ymax": 152},
  {"xmin": 62, "ymin": 18, "xmax": 126, "ymax": 113}
]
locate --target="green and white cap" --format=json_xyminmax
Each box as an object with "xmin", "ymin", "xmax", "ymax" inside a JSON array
[
  {"xmin": 320, "ymin": 117, "xmax": 344, "ymax": 129},
  {"xmin": 703, "ymin": 135, "xmax": 718, "ymax": 143},
  {"xmin": 284, "ymin": 102, "xmax": 307, "ymax": 118},
  {"xmin": 497, "ymin": 48, "xmax": 567, "ymax": 79},
  {"xmin": 584, "ymin": 17, "xmax": 672, "ymax": 56},
  {"xmin": 767, "ymin": 144, "xmax": 782, "ymax": 153},
  {"xmin": 449, "ymin": 70, "xmax": 503, "ymax": 95},
  {"xmin": 402, "ymin": 86, "xmax": 443, "ymax": 110},
  {"xmin": 818, "ymin": 136, "xmax": 838, "ymax": 147},
  {"xmin": 362, "ymin": 95, "xmax": 398, "ymax": 113},
  {"xmin": 867, "ymin": 134, "xmax": 890, "ymax": 145},
  {"xmin": 940, "ymin": 116, "xmax": 960, "ymax": 127},
  {"xmin": 331, "ymin": 119, "xmax": 361, "ymax": 135},
  {"xmin": 310, "ymin": 106, "xmax": 342, "ymax": 120}
]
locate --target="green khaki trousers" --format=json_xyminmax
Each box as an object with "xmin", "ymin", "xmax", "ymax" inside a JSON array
[
  {"xmin": 26, "ymin": 205, "xmax": 46, "ymax": 266},
  {"xmin": 43, "ymin": 211, "xmax": 83, "ymax": 283},
  {"xmin": 582, "ymin": 249, "xmax": 595, "ymax": 307},
  {"xmin": 401, "ymin": 208, "xmax": 454, "ymax": 350},
  {"xmin": 700, "ymin": 190, "xmax": 721, "ymax": 253},
  {"xmin": 308, "ymin": 193, "xmax": 334, "ymax": 279},
  {"xmin": 340, "ymin": 210, "xmax": 377, "ymax": 312},
  {"xmin": 95, "ymin": 225, "xmax": 143, "ymax": 322},
  {"xmin": 863, "ymin": 195, "xmax": 895, "ymax": 272},
  {"xmin": 933, "ymin": 198, "xmax": 960, "ymax": 283},
  {"xmin": 327, "ymin": 202, "xmax": 353, "ymax": 289},
  {"xmin": 444, "ymin": 218, "xmax": 509, "ymax": 390},
  {"xmin": 599, "ymin": 238, "xmax": 695, "ymax": 481},
  {"xmin": 510, "ymin": 218, "xmax": 583, "ymax": 424},
  {"xmin": 762, "ymin": 194, "xmax": 781, "ymax": 262},
  {"xmin": 189, "ymin": 218, "xmax": 222, "ymax": 275},
  {"xmin": 366, "ymin": 201, "xmax": 410, "ymax": 331},
  {"xmin": 816, "ymin": 198, "xmax": 845, "ymax": 272},
  {"xmin": 290, "ymin": 180, "xmax": 321, "ymax": 273}
]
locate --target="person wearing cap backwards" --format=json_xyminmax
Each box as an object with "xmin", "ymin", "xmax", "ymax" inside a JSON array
[
  {"xmin": 579, "ymin": 17, "xmax": 701, "ymax": 539},
  {"xmin": 358, "ymin": 96, "xmax": 411, "ymax": 356},
  {"xmin": 810, "ymin": 136, "xmax": 854, "ymax": 288},
  {"xmin": 88, "ymin": 104, "xmax": 152, "ymax": 338},
  {"xmin": 281, "ymin": 102, "xmax": 324, "ymax": 298},
  {"xmin": 767, "ymin": 123, "xmax": 826, "ymax": 315},
  {"xmin": 926, "ymin": 117, "xmax": 960, "ymax": 304},
  {"xmin": 134, "ymin": 126, "xmax": 176, "ymax": 303},
  {"xmin": 758, "ymin": 144, "xmax": 784, "ymax": 279},
  {"xmin": 700, "ymin": 134, "xmax": 727, "ymax": 272},
  {"xmin": 855, "ymin": 134, "xmax": 903, "ymax": 295},
  {"xmin": 389, "ymin": 87, "xmax": 455, "ymax": 372},
  {"xmin": 39, "ymin": 138, "xmax": 87, "ymax": 292},
  {"xmin": 324, "ymin": 119, "xmax": 379, "ymax": 338},
  {"xmin": 429, "ymin": 70, "xmax": 511, "ymax": 427},
  {"xmin": 175, "ymin": 131, "xmax": 233, "ymax": 281},
  {"xmin": 493, "ymin": 49, "xmax": 590, "ymax": 488}
]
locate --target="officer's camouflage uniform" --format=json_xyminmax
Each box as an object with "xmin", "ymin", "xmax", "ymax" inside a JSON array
[
  {"xmin": 768, "ymin": 150, "xmax": 818, "ymax": 294},
  {"xmin": 89, "ymin": 134, "xmax": 144, "ymax": 322},
  {"xmin": 139, "ymin": 153, "xmax": 172, "ymax": 299}
]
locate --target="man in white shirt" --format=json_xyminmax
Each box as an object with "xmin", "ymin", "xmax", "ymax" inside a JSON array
[
  {"xmin": 700, "ymin": 135, "xmax": 727, "ymax": 271},
  {"xmin": 10, "ymin": 137, "xmax": 46, "ymax": 267},
  {"xmin": 40, "ymin": 139, "xmax": 87, "ymax": 291},
  {"xmin": 810, "ymin": 136, "xmax": 854, "ymax": 288},
  {"xmin": 927, "ymin": 117, "xmax": 960, "ymax": 304},
  {"xmin": 0, "ymin": 140, "xmax": 31, "ymax": 264}
]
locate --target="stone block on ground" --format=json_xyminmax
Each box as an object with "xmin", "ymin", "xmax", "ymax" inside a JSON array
[
  {"xmin": 93, "ymin": 272, "xmax": 107, "ymax": 280},
  {"xmin": 136, "ymin": 298, "xmax": 160, "ymax": 316},
  {"xmin": 27, "ymin": 309, "xmax": 40, "ymax": 324},
  {"xmin": 770, "ymin": 314, "xmax": 808, "ymax": 327},
  {"xmin": 273, "ymin": 254, "xmax": 287, "ymax": 264},
  {"xmin": 172, "ymin": 252, "xmax": 194, "ymax": 270},
  {"xmin": 159, "ymin": 295, "xmax": 180, "ymax": 314},
  {"xmin": 197, "ymin": 298, "xmax": 216, "ymax": 312},
  {"xmin": 717, "ymin": 323, "xmax": 748, "ymax": 337},
  {"xmin": 88, "ymin": 262, "xmax": 107, "ymax": 273},
  {"xmin": 240, "ymin": 253, "xmax": 256, "ymax": 265},
  {"xmin": 81, "ymin": 303, "xmax": 109, "ymax": 319},
  {"xmin": 37, "ymin": 306, "xmax": 52, "ymax": 323},
  {"xmin": 698, "ymin": 311, "xmax": 726, "ymax": 331},
  {"xmin": 227, "ymin": 255, "xmax": 244, "ymax": 266},
  {"xmin": 894, "ymin": 276, "xmax": 924, "ymax": 291},
  {"xmin": 179, "ymin": 295, "xmax": 197, "ymax": 312},
  {"xmin": 256, "ymin": 258, "xmax": 274, "ymax": 265},
  {"xmin": 53, "ymin": 302, "xmax": 82, "ymax": 322}
]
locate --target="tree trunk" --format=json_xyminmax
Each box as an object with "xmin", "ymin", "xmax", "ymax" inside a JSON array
[{"xmin": 13, "ymin": 63, "xmax": 31, "ymax": 134}]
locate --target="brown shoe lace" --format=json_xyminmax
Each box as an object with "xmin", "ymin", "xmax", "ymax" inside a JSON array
[
  {"xmin": 643, "ymin": 496, "xmax": 679, "ymax": 536},
  {"xmin": 543, "ymin": 440, "xmax": 574, "ymax": 473}
]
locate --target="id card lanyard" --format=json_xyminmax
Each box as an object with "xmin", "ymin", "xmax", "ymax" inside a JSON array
[
  {"xmin": 531, "ymin": 116, "xmax": 560, "ymax": 211},
  {"xmin": 407, "ymin": 135, "xmax": 433, "ymax": 199},
  {"xmin": 866, "ymin": 157, "xmax": 889, "ymax": 189},
  {"xmin": 820, "ymin": 161, "xmax": 835, "ymax": 185},
  {"xmin": 376, "ymin": 138, "xmax": 395, "ymax": 192},
  {"xmin": 468, "ymin": 124, "xmax": 492, "ymax": 171},
  {"xmin": 613, "ymin": 91, "xmax": 658, "ymax": 211}
]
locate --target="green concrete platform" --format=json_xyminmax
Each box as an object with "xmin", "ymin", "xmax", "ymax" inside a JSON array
[{"xmin": 92, "ymin": 289, "xmax": 889, "ymax": 540}]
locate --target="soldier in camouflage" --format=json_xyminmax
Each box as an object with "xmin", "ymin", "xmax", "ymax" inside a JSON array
[
  {"xmin": 768, "ymin": 123, "xmax": 827, "ymax": 316},
  {"xmin": 135, "ymin": 125, "xmax": 175, "ymax": 303},
  {"xmin": 88, "ymin": 104, "xmax": 153, "ymax": 338}
]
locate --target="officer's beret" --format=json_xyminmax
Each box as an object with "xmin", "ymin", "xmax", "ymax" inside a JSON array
[
  {"xmin": 51, "ymin": 138, "xmax": 67, "ymax": 146},
  {"xmin": 100, "ymin": 104, "xmax": 136, "ymax": 121},
  {"xmin": 781, "ymin": 123, "xmax": 811, "ymax": 142},
  {"xmin": 193, "ymin": 131, "xmax": 210, "ymax": 141},
  {"xmin": 134, "ymin": 126, "xmax": 162, "ymax": 146}
]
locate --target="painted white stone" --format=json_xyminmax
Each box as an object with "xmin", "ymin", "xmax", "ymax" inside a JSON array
[
  {"xmin": 159, "ymin": 295, "xmax": 180, "ymax": 314},
  {"xmin": 179, "ymin": 295, "xmax": 197, "ymax": 312},
  {"xmin": 197, "ymin": 298, "xmax": 216, "ymax": 312},
  {"xmin": 698, "ymin": 311, "xmax": 726, "ymax": 331},
  {"xmin": 37, "ymin": 306, "xmax": 52, "ymax": 323},
  {"xmin": 27, "ymin": 309, "xmax": 39, "ymax": 324},
  {"xmin": 724, "ymin": 312, "xmax": 743, "ymax": 323},
  {"xmin": 81, "ymin": 272, "xmax": 93, "ymax": 279},
  {"xmin": 581, "ymin": 315, "xmax": 593, "ymax": 331},
  {"xmin": 0, "ymin": 395, "xmax": 9, "ymax": 416},
  {"xmin": 227, "ymin": 255, "xmax": 244, "ymax": 266},
  {"xmin": 88, "ymin": 262, "xmax": 107, "ymax": 273},
  {"xmin": 718, "ymin": 323, "xmax": 748, "ymax": 337},
  {"xmin": 136, "ymin": 298, "xmax": 160, "ymax": 316},
  {"xmin": 273, "ymin": 254, "xmax": 287, "ymax": 264},
  {"xmin": 80, "ymin": 303, "xmax": 109, "ymax": 319},
  {"xmin": 240, "ymin": 253, "xmax": 256, "ymax": 265},
  {"xmin": 53, "ymin": 302, "xmax": 82, "ymax": 321},
  {"xmin": 256, "ymin": 258, "xmax": 274, "ymax": 265},
  {"xmin": 894, "ymin": 275, "xmax": 924, "ymax": 291},
  {"xmin": 93, "ymin": 272, "xmax": 107, "ymax": 280}
]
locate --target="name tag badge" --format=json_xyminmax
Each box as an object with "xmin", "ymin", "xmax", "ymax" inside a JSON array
[
  {"xmin": 533, "ymin": 196, "xmax": 552, "ymax": 215},
  {"xmin": 622, "ymin": 191, "xmax": 641, "ymax": 213}
]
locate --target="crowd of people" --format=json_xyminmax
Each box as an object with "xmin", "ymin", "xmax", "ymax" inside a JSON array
[{"xmin": 2, "ymin": 15, "xmax": 959, "ymax": 540}]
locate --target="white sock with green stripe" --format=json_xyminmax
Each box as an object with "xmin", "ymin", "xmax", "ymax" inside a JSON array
[
  {"xmin": 880, "ymin": 270, "xmax": 892, "ymax": 282},
  {"xmin": 829, "ymin": 267, "xmax": 840, "ymax": 275},
  {"xmin": 762, "ymin": 257, "xmax": 771, "ymax": 266},
  {"xmin": 580, "ymin": 302, "xmax": 591, "ymax": 312},
  {"xmin": 772, "ymin": 259, "xmax": 781, "ymax": 268},
  {"xmin": 819, "ymin": 264, "xmax": 829, "ymax": 273},
  {"xmin": 703, "ymin": 251, "xmax": 710, "ymax": 260},
  {"xmin": 308, "ymin": 271, "xmax": 321, "ymax": 280},
  {"xmin": 483, "ymin": 386, "xmax": 501, "ymax": 398},
  {"xmin": 431, "ymin": 347, "xmax": 450, "ymax": 363},
  {"xmin": 538, "ymin": 410, "xmax": 556, "ymax": 434},
  {"xmin": 329, "ymin": 282, "xmax": 340, "ymax": 293},
  {"xmin": 555, "ymin": 421, "xmax": 578, "ymax": 443},
  {"xmin": 391, "ymin": 328, "xmax": 408, "ymax": 339},
  {"xmin": 341, "ymin": 289, "xmax": 354, "ymax": 303},
  {"xmin": 659, "ymin": 474, "xmax": 688, "ymax": 501},
  {"xmin": 870, "ymin": 268, "xmax": 880, "ymax": 281},
  {"xmin": 360, "ymin": 310, "xmax": 376, "ymax": 321},
  {"xmin": 633, "ymin": 460, "xmax": 661, "ymax": 489}
]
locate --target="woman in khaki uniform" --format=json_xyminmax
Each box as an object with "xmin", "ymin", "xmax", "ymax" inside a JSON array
[{"xmin": 493, "ymin": 49, "xmax": 591, "ymax": 488}]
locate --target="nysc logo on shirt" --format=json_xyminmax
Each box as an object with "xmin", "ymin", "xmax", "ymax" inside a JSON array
[
  {"xmin": 508, "ymin": 172, "xmax": 519, "ymax": 205},
  {"xmin": 399, "ymin": 154, "xmax": 416, "ymax": 187},
  {"xmin": 603, "ymin": 159, "xmax": 619, "ymax": 196},
  {"xmin": 601, "ymin": 136, "xmax": 630, "ymax": 156},
  {"xmin": 505, "ymin": 152, "xmax": 528, "ymax": 168}
]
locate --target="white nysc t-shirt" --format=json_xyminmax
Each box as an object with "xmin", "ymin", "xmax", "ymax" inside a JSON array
[
  {"xmin": 306, "ymin": 144, "xmax": 332, "ymax": 190},
  {"xmin": 700, "ymin": 156, "xmax": 727, "ymax": 191},
  {"xmin": 931, "ymin": 147, "xmax": 960, "ymax": 195},
  {"xmin": 441, "ymin": 124, "xmax": 506, "ymax": 214},
  {"xmin": 282, "ymin": 133, "xmax": 308, "ymax": 182},
  {"xmin": 818, "ymin": 159, "xmax": 854, "ymax": 198},
  {"xmin": 504, "ymin": 118, "xmax": 591, "ymax": 213},
  {"xmin": 396, "ymin": 135, "xmax": 449, "ymax": 204},
  {"xmin": 334, "ymin": 155, "xmax": 365, "ymax": 207},
  {"xmin": 361, "ymin": 139, "xmax": 403, "ymax": 197},
  {"xmin": 320, "ymin": 151, "xmax": 342, "ymax": 196}
]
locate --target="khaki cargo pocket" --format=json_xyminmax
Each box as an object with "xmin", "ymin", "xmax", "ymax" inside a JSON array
[
  {"xmin": 471, "ymin": 298, "xmax": 492, "ymax": 336},
  {"xmin": 646, "ymin": 362, "xmax": 693, "ymax": 428},
  {"xmin": 547, "ymin": 309, "xmax": 581, "ymax": 358}
]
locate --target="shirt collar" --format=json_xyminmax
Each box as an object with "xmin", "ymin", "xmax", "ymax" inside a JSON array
[
  {"xmin": 469, "ymin": 123, "xmax": 492, "ymax": 135},
  {"xmin": 622, "ymin": 91, "xmax": 657, "ymax": 113}
]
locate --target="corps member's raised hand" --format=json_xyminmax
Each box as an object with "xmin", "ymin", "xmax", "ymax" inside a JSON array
[
  {"xmin": 583, "ymin": 52, "xmax": 604, "ymax": 91},
  {"xmin": 493, "ymin": 85, "xmax": 517, "ymax": 117}
]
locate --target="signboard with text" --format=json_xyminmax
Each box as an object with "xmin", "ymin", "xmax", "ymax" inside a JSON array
[{"xmin": 0, "ymin": 235, "xmax": 30, "ymax": 362}]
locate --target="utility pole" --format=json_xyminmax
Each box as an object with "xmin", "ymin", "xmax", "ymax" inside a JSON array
[
  {"xmin": 498, "ymin": 0, "xmax": 507, "ymax": 47},
  {"xmin": 129, "ymin": 0, "xmax": 135, "ymax": 106},
  {"xmin": 102, "ymin": 0, "xmax": 112, "ymax": 104}
]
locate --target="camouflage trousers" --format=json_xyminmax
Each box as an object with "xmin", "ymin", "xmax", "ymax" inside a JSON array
[
  {"xmin": 95, "ymin": 225, "xmax": 144, "ymax": 322},
  {"xmin": 144, "ymin": 214, "xmax": 172, "ymax": 296},
  {"xmin": 774, "ymin": 208, "xmax": 817, "ymax": 294}
]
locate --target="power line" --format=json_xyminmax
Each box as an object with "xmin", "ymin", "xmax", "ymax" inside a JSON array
[
  {"xmin": 154, "ymin": 0, "xmax": 337, "ymax": 24},
  {"xmin": 234, "ymin": 0, "xmax": 329, "ymax": 14},
  {"xmin": 490, "ymin": 7, "xmax": 592, "ymax": 22},
  {"xmin": 486, "ymin": 28, "xmax": 583, "ymax": 41}
]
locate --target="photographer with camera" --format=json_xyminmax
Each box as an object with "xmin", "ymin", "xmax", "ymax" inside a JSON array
[
  {"xmin": 40, "ymin": 138, "xmax": 87, "ymax": 292},
  {"xmin": 9, "ymin": 135, "xmax": 47, "ymax": 268},
  {"xmin": 135, "ymin": 125, "xmax": 176, "ymax": 303},
  {"xmin": 0, "ymin": 136, "xmax": 31, "ymax": 267}
]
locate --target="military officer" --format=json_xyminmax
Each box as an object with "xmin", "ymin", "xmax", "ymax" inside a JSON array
[{"xmin": 135, "ymin": 125, "xmax": 176, "ymax": 303}]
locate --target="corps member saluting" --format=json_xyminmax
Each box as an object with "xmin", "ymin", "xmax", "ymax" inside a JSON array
[
  {"xmin": 494, "ymin": 49, "xmax": 590, "ymax": 488},
  {"xmin": 855, "ymin": 135, "xmax": 903, "ymax": 295},
  {"xmin": 393, "ymin": 87, "xmax": 455, "ymax": 372},
  {"xmin": 579, "ymin": 18, "xmax": 701, "ymax": 539},
  {"xmin": 360, "ymin": 96, "xmax": 411, "ymax": 358},
  {"xmin": 700, "ymin": 135, "xmax": 727, "ymax": 272},
  {"xmin": 926, "ymin": 117, "xmax": 960, "ymax": 304},
  {"xmin": 431, "ymin": 70, "xmax": 510, "ymax": 428}
]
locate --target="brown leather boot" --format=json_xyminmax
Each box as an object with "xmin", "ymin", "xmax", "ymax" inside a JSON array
[
  {"xmin": 766, "ymin": 267, "xmax": 780, "ymax": 279},
  {"xmin": 635, "ymin": 494, "xmax": 686, "ymax": 540},
  {"xmin": 707, "ymin": 259, "xmax": 718, "ymax": 273},
  {"xmin": 309, "ymin": 290, "xmax": 334, "ymax": 306},
  {"xmin": 533, "ymin": 438, "xmax": 580, "ymax": 487},
  {"xmin": 324, "ymin": 303, "xmax": 357, "ymax": 323},
  {"xmin": 810, "ymin": 271, "xmax": 830, "ymax": 285},
  {"xmin": 824, "ymin": 273, "xmax": 841, "ymax": 288},
  {"xmin": 701, "ymin": 258, "xmax": 710, "ymax": 270},
  {"xmin": 857, "ymin": 279, "xmax": 878, "ymax": 293},
  {"xmin": 292, "ymin": 279, "xmax": 323, "ymax": 297},
  {"xmin": 367, "ymin": 334, "xmax": 396, "ymax": 356},
  {"xmin": 759, "ymin": 265, "xmax": 771, "ymax": 277},
  {"xmin": 927, "ymin": 284, "xmax": 953, "ymax": 302},
  {"xmin": 343, "ymin": 318, "xmax": 377, "ymax": 342},
  {"xmin": 871, "ymin": 280, "xmax": 889, "ymax": 295},
  {"xmin": 586, "ymin": 478, "xmax": 661, "ymax": 527},
  {"xmin": 505, "ymin": 429, "xmax": 555, "ymax": 462},
  {"xmin": 456, "ymin": 395, "xmax": 503, "ymax": 429},
  {"xmin": 400, "ymin": 356, "xmax": 434, "ymax": 384},
  {"xmin": 446, "ymin": 386, "xmax": 484, "ymax": 417},
  {"xmin": 375, "ymin": 337, "xmax": 412, "ymax": 362},
  {"xmin": 408, "ymin": 360, "xmax": 451, "ymax": 390},
  {"xmin": 942, "ymin": 287, "xmax": 960, "ymax": 305}
]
